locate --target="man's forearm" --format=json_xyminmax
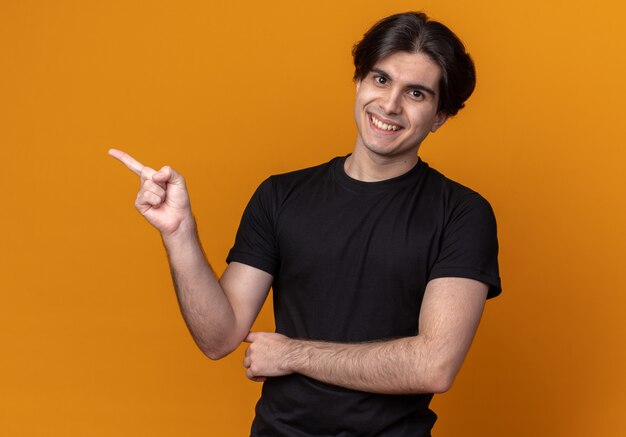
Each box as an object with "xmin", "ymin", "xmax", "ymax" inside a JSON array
[
  {"xmin": 287, "ymin": 336, "xmax": 451, "ymax": 394},
  {"xmin": 244, "ymin": 333, "xmax": 456, "ymax": 395},
  {"xmin": 162, "ymin": 217, "xmax": 239, "ymax": 359}
]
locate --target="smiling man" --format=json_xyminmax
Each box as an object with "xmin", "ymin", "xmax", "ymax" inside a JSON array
[
  {"xmin": 350, "ymin": 50, "xmax": 447, "ymax": 180},
  {"xmin": 111, "ymin": 11, "xmax": 500, "ymax": 437}
]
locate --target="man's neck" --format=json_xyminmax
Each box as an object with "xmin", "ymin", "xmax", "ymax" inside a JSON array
[{"xmin": 344, "ymin": 148, "xmax": 420, "ymax": 182}]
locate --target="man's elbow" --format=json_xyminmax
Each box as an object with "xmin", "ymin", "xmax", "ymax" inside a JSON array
[
  {"xmin": 427, "ymin": 371, "xmax": 455, "ymax": 394},
  {"xmin": 202, "ymin": 347, "xmax": 230, "ymax": 361},
  {"xmin": 193, "ymin": 336, "xmax": 240, "ymax": 361},
  {"xmin": 421, "ymin": 359, "xmax": 459, "ymax": 394}
]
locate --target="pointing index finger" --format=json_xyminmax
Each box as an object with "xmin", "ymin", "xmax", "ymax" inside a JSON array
[{"xmin": 108, "ymin": 148, "xmax": 145, "ymax": 176}]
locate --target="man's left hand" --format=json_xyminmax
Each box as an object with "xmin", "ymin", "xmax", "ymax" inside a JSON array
[{"xmin": 243, "ymin": 332, "xmax": 298, "ymax": 382}]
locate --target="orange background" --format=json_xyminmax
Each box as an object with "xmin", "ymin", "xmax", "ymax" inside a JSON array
[{"xmin": 2, "ymin": 1, "xmax": 625, "ymax": 435}]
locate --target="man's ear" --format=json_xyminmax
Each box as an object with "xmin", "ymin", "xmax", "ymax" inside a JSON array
[{"xmin": 430, "ymin": 112, "xmax": 448, "ymax": 132}]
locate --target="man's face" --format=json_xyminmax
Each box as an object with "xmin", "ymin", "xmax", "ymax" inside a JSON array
[{"xmin": 354, "ymin": 51, "xmax": 447, "ymax": 161}]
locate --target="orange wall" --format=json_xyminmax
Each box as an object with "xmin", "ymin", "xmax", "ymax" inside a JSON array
[{"xmin": 2, "ymin": 1, "xmax": 625, "ymax": 435}]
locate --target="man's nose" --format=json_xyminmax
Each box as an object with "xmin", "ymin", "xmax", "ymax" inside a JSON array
[{"xmin": 380, "ymin": 89, "xmax": 402, "ymax": 115}]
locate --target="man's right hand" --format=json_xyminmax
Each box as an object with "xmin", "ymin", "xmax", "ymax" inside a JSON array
[{"xmin": 109, "ymin": 148, "xmax": 192, "ymax": 236}]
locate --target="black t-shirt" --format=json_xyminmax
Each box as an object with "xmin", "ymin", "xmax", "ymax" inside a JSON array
[{"xmin": 227, "ymin": 156, "xmax": 501, "ymax": 436}]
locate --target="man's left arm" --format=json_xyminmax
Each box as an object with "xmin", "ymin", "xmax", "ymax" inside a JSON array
[{"xmin": 243, "ymin": 276, "xmax": 488, "ymax": 394}]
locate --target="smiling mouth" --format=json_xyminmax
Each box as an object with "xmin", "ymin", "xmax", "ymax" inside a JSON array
[{"xmin": 369, "ymin": 113, "xmax": 402, "ymax": 132}]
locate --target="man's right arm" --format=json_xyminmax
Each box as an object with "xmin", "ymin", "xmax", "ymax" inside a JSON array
[
  {"xmin": 163, "ymin": 222, "xmax": 273, "ymax": 359},
  {"xmin": 109, "ymin": 148, "xmax": 273, "ymax": 360}
]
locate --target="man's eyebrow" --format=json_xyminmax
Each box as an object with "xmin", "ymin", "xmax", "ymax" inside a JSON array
[
  {"xmin": 371, "ymin": 68, "xmax": 391, "ymax": 80},
  {"xmin": 370, "ymin": 67, "xmax": 437, "ymax": 97}
]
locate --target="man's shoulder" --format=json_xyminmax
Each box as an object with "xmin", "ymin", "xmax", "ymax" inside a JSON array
[
  {"xmin": 421, "ymin": 162, "xmax": 494, "ymax": 212},
  {"xmin": 422, "ymin": 162, "xmax": 474, "ymax": 192},
  {"xmin": 248, "ymin": 157, "xmax": 343, "ymax": 208}
]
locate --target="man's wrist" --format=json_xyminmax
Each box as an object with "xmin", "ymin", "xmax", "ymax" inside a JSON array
[
  {"xmin": 161, "ymin": 214, "xmax": 197, "ymax": 248},
  {"xmin": 282, "ymin": 338, "xmax": 308, "ymax": 374}
]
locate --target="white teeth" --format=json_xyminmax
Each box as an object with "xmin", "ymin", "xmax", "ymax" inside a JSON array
[{"xmin": 371, "ymin": 115, "xmax": 399, "ymax": 131}]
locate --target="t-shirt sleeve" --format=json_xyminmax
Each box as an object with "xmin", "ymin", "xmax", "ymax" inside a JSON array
[
  {"xmin": 226, "ymin": 177, "xmax": 280, "ymax": 276},
  {"xmin": 428, "ymin": 192, "xmax": 502, "ymax": 298}
]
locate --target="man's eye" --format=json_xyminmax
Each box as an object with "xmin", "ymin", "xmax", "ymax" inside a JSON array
[
  {"xmin": 375, "ymin": 76, "xmax": 387, "ymax": 85},
  {"xmin": 411, "ymin": 90, "xmax": 423, "ymax": 99}
]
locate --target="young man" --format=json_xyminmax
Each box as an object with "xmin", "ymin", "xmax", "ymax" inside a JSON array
[{"xmin": 111, "ymin": 11, "xmax": 500, "ymax": 436}]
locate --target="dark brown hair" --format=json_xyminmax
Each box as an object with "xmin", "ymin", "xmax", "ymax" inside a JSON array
[{"xmin": 352, "ymin": 12, "xmax": 476, "ymax": 116}]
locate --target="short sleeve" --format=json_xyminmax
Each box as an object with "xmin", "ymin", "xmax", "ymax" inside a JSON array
[
  {"xmin": 428, "ymin": 193, "xmax": 502, "ymax": 298},
  {"xmin": 226, "ymin": 177, "xmax": 280, "ymax": 276}
]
